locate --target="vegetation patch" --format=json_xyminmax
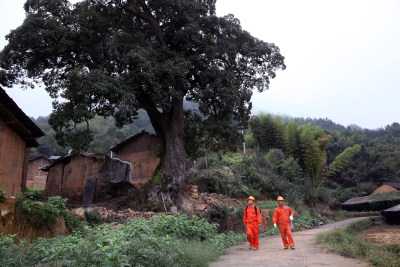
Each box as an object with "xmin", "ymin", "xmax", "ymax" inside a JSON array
[
  {"xmin": 16, "ymin": 190, "xmax": 68, "ymax": 227},
  {"xmin": 0, "ymin": 188, "xmax": 7, "ymax": 202},
  {"xmin": 0, "ymin": 214, "xmax": 246, "ymax": 267},
  {"xmin": 317, "ymin": 218, "xmax": 400, "ymax": 267},
  {"xmin": 62, "ymin": 211, "xmax": 86, "ymax": 234}
]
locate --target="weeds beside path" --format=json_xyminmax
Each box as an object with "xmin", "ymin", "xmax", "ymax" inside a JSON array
[{"xmin": 210, "ymin": 217, "xmax": 370, "ymax": 267}]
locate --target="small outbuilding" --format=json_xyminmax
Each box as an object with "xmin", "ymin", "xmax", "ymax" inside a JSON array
[
  {"xmin": 342, "ymin": 190, "xmax": 400, "ymax": 212},
  {"xmin": 381, "ymin": 204, "xmax": 400, "ymax": 224},
  {"xmin": 26, "ymin": 156, "xmax": 50, "ymax": 190},
  {"xmin": 41, "ymin": 152, "xmax": 132, "ymax": 205},
  {"xmin": 0, "ymin": 87, "xmax": 44, "ymax": 197},
  {"xmin": 111, "ymin": 131, "xmax": 161, "ymax": 186},
  {"xmin": 372, "ymin": 182, "xmax": 400, "ymax": 195}
]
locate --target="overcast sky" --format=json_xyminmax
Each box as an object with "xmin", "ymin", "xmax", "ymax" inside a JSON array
[{"xmin": 1, "ymin": 0, "xmax": 400, "ymax": 129}]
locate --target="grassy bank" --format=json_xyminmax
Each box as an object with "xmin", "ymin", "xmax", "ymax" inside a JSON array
[
  {"xmin": 0, "ymin": 214, "xmax": 246, "ymax": 267},
  {"xmin": 317, "ymin": 218, "xmax": 400, "ymax": 267}
]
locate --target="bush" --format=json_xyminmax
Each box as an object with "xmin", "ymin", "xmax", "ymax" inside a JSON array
[
  {"xmin": 0, "ymin": 182, "xmax": 8, "ymax": 202},
  {"xmin": 16, "ymin": 195, "xmax": 67, "ymax": 227},
  {"xmin": 292, "ymin": 209, "xmax": 320, "ymax": 229},
  {"xmin": 21, "ymin": 188, "xmax": 44, "ymax": 201},
  {"xmin": 84, "ymin": 209, "xmax": 103, "ymax": 227},
  {"xmin": 0, "ymin": 214, "xmax": 246, "ymax": 267},
  {"xmin": 62, "ymin": 211, "xmax": 86, "ymax": 234}
]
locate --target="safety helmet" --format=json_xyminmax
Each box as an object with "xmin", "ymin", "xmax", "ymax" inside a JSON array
[
  {"xmin": 248, "ymin": 196, "xmax": 255, "ymax": 201},
  {"xmin": 277, "ymin": 196, "xmax": 284, "ymax": 201}
]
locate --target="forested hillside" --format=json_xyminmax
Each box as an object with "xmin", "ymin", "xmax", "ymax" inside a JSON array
[
  {"xmin": 243, "ymin": 114, "xmax": 400, "ymax": 207},
  {"xmin": 31, "ymin": 111, "xmax": 400, "ymax": 208},
  {"xmin": 30, "ymin": 110, "xmax": 154, "ymax": 158}
]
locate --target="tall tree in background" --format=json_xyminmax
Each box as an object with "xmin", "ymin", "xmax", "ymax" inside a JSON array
[
  {"xmin": 0, "ymin": 0, "xmax": 285, "ymax": 208},
  {"xmin": 286, "ymin": 120, "xmax": 302, "ymax": 166},
  {"xmin": 248, "ymin": 114, "xmax": 286, "ymax": 151},
  {"xmin": 300, "ymin": 124, "xmax": 331, "ymax": 186}
]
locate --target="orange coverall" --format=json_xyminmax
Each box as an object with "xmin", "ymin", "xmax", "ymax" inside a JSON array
[
  {"xmin": 273, "ymin": 205, "xmax": 295, "ymax": 247},
  {"xmin": 243, "ymin": 205, "xmax": 262, "ymax": 249}
]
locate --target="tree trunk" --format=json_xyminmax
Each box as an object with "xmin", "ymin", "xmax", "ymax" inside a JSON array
[{"xmin": 146, "ymin": 98, "xmax": 187, "ymax": 210}]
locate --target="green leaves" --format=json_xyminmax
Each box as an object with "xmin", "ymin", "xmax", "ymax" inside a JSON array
[
  {"xmin": 0, "ymin": 214, "xmax": 244, "ymax": 266},
  {"xmin": 16, "ymin": 193, "xmax": 68, "ymax": 227},
  {"xmin": 249, "ymin": 114, "xmax": 286, "ymax": 151},
  {"xmin": 1, "ymin": 0, "xmax": 285, "ymax": 157},
  {"xmin": 326, "ymin": 145, "xmax": 361, "ymax": 177}
]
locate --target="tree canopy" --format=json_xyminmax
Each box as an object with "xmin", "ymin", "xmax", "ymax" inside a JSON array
[{"xmin": 0, "ymin": 0, "xmax": 285, "ymax": 208}]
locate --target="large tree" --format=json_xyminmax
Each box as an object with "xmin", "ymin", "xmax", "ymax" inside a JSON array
[{"xmin": 0, "ymin": 0, "xmax": 285, "ymax": 209}]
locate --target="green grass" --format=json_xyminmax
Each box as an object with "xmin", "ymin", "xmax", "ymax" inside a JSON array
[
  {"xmin": 317, "ymin": 218, "xmax": 400, "ymax": 267},
  {"xmin": 257, "ymin": 200, "xmax": 278, "ymax": 209}
]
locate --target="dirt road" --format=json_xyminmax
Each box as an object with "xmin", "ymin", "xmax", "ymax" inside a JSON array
[{"xmin": 210, "ymin": 217, "xmax": 370, "ymax": 267}]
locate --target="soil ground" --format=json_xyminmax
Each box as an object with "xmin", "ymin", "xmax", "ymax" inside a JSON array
[
  {"xmin": 359, "ymin": 224, "xmax": 400, "ymax": 244},
  {"xmin": 210, "ymin": 217, "xmax": 370, "ymax": 267}
]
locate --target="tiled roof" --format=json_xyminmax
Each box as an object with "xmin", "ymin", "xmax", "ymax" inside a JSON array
[
  {"xmin": 0, "ymin": 87, "xmax": 44, "ymax": 147},
  {"xmin": 110, "ymin": 130, "xmax": 158, "ymax": 152}
]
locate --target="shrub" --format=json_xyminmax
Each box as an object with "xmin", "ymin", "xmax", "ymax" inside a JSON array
[
  {"xmin": 0, "ymin": 188, "xmax": 7, "ymax": 202},
  {"xmin": 292, "ymin": 209, "xmax": 320, "ymax": 229},
  {"xmin": 16, "ymin": 195, "xmax": 67, "ymax": 227},
  {"xmin": 21, "ymin": 188, "xmax": 44, "ymax": 201},
  {"xmin": 0, "ymin": 182, "xmax": 8, "ymax": 202},
  {"xmin": 0, "ymin": 214, "xmax": 246, "ymax": 267},
  {"xmin": 62, "ymin": 211, "xmax": 86, "ymax": 233},
  {"xmin": 84, "ymin": 209, "xmax": 103, "ymax": 227}
]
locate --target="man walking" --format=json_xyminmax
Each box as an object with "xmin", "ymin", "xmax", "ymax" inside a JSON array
[
  {"xmin": 243, "ymin": 196, "xmax": 262, "ymax": 250},
  {"xmin": 273, "ymin": 196, "xmax": 295, "ymax": 249}
]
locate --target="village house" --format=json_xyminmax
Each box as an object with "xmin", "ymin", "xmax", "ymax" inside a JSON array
[
  {"xmin": 110, "ymin": 131, "xmax": 161, "ymax": 186},
  {"xmin": 371, "ymin": 182, "xmax": 400, "ymax": 195},
  {"xmin": 26, "ymin": 156, "xmax": 50, "ymax": 190},
  {"xmin": 41, "ymin": 152, "xmax": 132, "ymax": 205},
  {"xmin": 0, "ymin": 87, "xmax": 44, "ymax": 197}
]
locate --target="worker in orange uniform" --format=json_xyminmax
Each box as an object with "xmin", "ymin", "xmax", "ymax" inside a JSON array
[
  {"xmin": 273, "ymin": 196, "xmax": 295, "ymax": 249},
  {"xmin": 243, "ymin": 196, "xmax": 262, "ymax": 250}
]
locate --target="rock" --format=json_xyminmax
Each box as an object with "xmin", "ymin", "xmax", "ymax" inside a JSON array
[
  {"xmin": 190, "ymin": 192, "xmax": 199, "ymax": 199},
  {"xmin": 190, "ymin": 186, "xmax": 198, "ymax": 193},
  {"xmin": 1, "ymin": 210, "xmax": 9, "ymax": 216},
  {"xmin": 196, "ymin": 204, "xmax": 208, "ymax": 211},
  {"xmin": 48, "ymin": 215, "xmax": 69, "ymax": 236},
  {"xmin": 183, "ymin": 185, "xmax": 192, "ymax": 193},
  {"xmin": 71, "ymin": 208, "xmax": 86, "ymax": 220}
]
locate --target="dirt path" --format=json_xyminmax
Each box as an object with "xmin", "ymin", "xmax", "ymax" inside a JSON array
[{"xmin": 210, "ymin": 217, "xmax": 370, "ymax": 267}]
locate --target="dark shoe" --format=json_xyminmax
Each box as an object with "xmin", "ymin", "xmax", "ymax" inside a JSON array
[
  {"xmin": 284, "ymin": 247, "xmax": 289, "ymax": 249},
  {"xmin": 290, "ymin": 247, "xmax": 295, "ymax": 250},
  {"xmin": 249, "ymin": 245, "xmax": 253, "ymax": 250}
]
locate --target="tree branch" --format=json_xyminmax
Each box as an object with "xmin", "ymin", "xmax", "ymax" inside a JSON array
[{"xmin": 123, "ymin": 0, "xmax": 168, "ymax": 48}]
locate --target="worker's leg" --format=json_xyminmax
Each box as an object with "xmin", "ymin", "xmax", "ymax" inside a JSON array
[
  {"xmin": 279, "ymin": 225, "xmax": 289, "ymax": 247},
  {"xmin": 285, "ymin": 224, "xmax": 295, "ymax": 247},
  {"xmin": 250, "ymin": 223, "xmax": 259, "ymax": 249},
  {"xmin": 246, "ymin": 224, "xmax": 254, "ymax": 247}
]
